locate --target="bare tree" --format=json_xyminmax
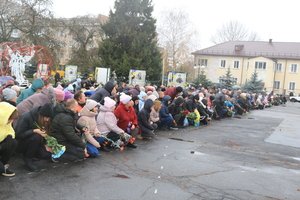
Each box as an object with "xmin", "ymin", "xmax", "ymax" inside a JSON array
[
  {"xmin": 211, "ymin": 21, "xmax": 259, "ymax": 44},
  {"xmin": 66, "ymin": 15, "xmax": 105, "ymax": 72},
  {"xmin": 157, "ymin": 10, "xmax": 199, "ymax": 72},
  {"xmin": 0, "ymin": 0, "xmax": 21, "ymax": 42}
]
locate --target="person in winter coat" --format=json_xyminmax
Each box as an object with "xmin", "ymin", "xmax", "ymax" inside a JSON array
[
  {"xmin": 15, "ymin": 103, "xmax": 53, "ymax": 171},
  {"xmin": 114, "ymin": 94, "xmax": 139, "ymax": 135},
  {"xmin": 138, "ymin": 91, "xmax": 147, "ymax": 111},
  {"xmin": 214, "ymin": 89, "xmax": 226, "ymax": 119},
  {"xmin": 90, "ymin": 81, "xmax": 117, "ymax": 104},
  {"xmin": 128, "ymin": 85, "xmax": 140, "ymax": 98},
  {"xmin": 164, "ymin": 86, "xmax": 183, "ymax": 100},
  {"xmin": 74, "ymin": 91, "xmax": 86, "ymax": 113},
  {"xmin": 16, "ymin": 87, "xmax": 56, "ymax": 116},
  {"xmin": 159, "ymin": 95, "xmax": 177, "ymax": 130},
  {"xmin": 97, "ymin": 97, "xmax": 135, "ymax": 148},
  {"xmin": 2, "ymin": 88, "xmax": 17, "ymax": 106},
  {"xmin": 150, "ymin": 100, "xmax": 161, "ymax": 124},
  {"xmin": 17, "ymin": 78, "xmax": 44, "ymax": 104},
  {"xmin": 138, "ymin": 99, "xmax": 158, "ymax": 139},
  {"xmin": 78, "ymin": 99, "xmax": 107, "ymax": 157},
  {"xmin": 50, "ymin": 99, "xmax": 86, "ymax": 162},
  {"xmin": 0, "ymin": 102, "xmax": 18, "ymax": 176},
  {"xmin": 168, "ymin": 96, "xmax": 187, "ymax": 127}
]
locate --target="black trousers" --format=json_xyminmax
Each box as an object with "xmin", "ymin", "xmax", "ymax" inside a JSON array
[
  {"xmin": 58, "ymin": 143, "xmax": 85, "ymax": 162},
  {"xmin": 18, "ymin": 134, "xmax": 50, "ymax": 159},
  {"xmin": 0, "ymin": 135, "xmax": 17, "ymax": 165},
  {"xmin": 0, "ymin": 135, "xmax": 17, "ymax": 171}
]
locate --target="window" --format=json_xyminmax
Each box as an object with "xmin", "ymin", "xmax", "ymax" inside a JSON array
[
  {"xmin": 274, "ymin": 81, "xmax": 280, "ymax": 89},
  {"xmin": 234, "ymin": 61, "xmax": 239, "ymax": 69},
  {"xmin": 198, "ymin": 59, "xmax": 207, "ymax": 66},
  {"xmin": 221, "ymin": 60, "xmax": 226, "ymax": 68},
  {"xmin": 291, "ymin": 64, "xmax": 298, "ymax": 73},
  {"xmin": 289, "ymin": 82, "xmax": 295, "ymax": 90},
  {"xmin": 255, "ymin": 62, "xmax": 267, "ymax": 70},
  {"xmin": 275, "ymin": 63, "xmax": 282, "ymax": 72}
]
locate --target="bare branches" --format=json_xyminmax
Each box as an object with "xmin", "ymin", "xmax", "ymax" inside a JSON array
[
  {"xmin": 211, "ymin": 21, "xmax": 259, "ymax": 44},
  {"xmin": 157, "ymin": 9, "xmax": 198, "ymax": 71}
]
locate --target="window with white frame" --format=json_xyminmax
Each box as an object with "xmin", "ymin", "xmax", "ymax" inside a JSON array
[
  {"xmin": 220, "ymin": 60, "xmax": 226, "ymax": 68},
  {"xmin": 255, "ymin": 61, "xmax": 266, "ymax": 70},
  {"xmin": 291, "ymin": 64, "xmax": 297, "ymax": 73},
  {"xmin": 274, "ymin": 81, "xmax": 280, "ymax": 89},
  {"xmin": 234, "ymin": 61, "xmax": 239, "ymax": 69},
  {"xmin": 198, "ymin": 59, "xmax": 207, "ymax": 66},
  {"xmin": 275, "ymin": 63, "xmax": 282, "ymax": 72},
  {"xmin": 289, "ymin": 82, "xmax": 295, "ymax": 90}
]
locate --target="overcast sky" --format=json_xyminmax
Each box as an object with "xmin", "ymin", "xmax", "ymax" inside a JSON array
[{"xmin": 52, "ymin": 0, "xmax": 300, "ymax": 49}]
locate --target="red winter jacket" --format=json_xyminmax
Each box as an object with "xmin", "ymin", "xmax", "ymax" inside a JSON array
[
  {"xmin": 114, "ymin": 103, "xmax": 138, "ymax": 131},
  {"xmin": 164, "ymin": 87, "xmax": 177, "ymax": 100}
]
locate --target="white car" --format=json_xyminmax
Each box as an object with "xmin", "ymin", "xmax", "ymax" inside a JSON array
[{"xmin": 289, "ymin": 96, "xmax": 300, "ymax": 102}]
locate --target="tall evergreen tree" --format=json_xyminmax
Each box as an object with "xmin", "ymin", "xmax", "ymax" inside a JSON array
[
  {"xmin": 220, "ymin": 67, "xmax": 234, "ymax": 89},
  {"xmin": 99, "ymin": 0, "xmax": 162, "ymax": 83},
  {"xmin": 242, "ymin": 70, "xmax": 264, "ymax": 93}
]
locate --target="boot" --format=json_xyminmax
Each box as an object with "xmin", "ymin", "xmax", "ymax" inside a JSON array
[{"xmin": 24, "ymin": 157, "xmax": 39, "ymax": 172}]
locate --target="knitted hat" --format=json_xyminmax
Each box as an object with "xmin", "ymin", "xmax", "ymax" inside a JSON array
[
  {"xmin": 85, "ymin": 99, "xmax": 99, "ymax": 110},
  {"xmin": 56, "ymin": 84, "xmax": 64, "ymax": 91},
  {"xmin": 39, "ymin": 103, "xmax": 54, "ymax": 118},
  {"xmin": 104, "ymin": 97, "xmax": 116, "ymax": 108},
  {"xmin": 120, "ymin": 93, "xmax": 132, "ymax": 104},
  {"xmin": 152, "ymin": 91, "xmax": 159, "ymax": 98},
  {"xmin": 54, "ymin": 88, "xmax": 65, "ymax": 102},
  {"xmin": 11, "ymin": 85, "xmax": 20, "ymax": 93},
  {"xmin": 3, "ymin": 88, "xmax": 17, "ymax": 101},
  {"xmin": 147, "ymin": 94, "xmax": 157, "ymax": 102},
  {"xmin": 64, "ymin": 90, "xmax": 74, "ymax": 101}
]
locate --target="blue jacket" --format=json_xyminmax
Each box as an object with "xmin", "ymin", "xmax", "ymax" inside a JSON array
[
  {"xmin": 159, "ymin": 95, "xmax": 172, "ymax": 119},
  {"xmin": 17, "ymin": 78, "xmax": 44, "ymax": 104}
]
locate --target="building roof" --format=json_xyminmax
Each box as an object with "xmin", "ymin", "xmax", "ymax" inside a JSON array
[{"xmin": 192, "ymin": 41, "xmax": 300, "ymax": 60}]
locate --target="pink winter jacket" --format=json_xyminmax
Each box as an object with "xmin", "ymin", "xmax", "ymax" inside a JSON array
[
  {"xmin": 78, "ymin": 107, "xmax": 101, "ymax": 148},
  {"xmin": 96, "ymin": 105, "xmax": 124, "ymax": 136}
]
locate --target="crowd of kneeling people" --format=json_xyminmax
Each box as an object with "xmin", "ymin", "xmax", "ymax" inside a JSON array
[{"xmin": 0, "ymin": 78, "xmax": 287, "ymax": 176}]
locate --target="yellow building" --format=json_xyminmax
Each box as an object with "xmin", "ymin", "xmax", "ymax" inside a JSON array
[{"xmin": 192, "ymin": 40, "xmax": 300, "ymax": 95}]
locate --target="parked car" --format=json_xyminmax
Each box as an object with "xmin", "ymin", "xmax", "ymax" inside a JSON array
[{"xmin": 289, "ymin": 96, "xmax": 300, "ymax": 102}]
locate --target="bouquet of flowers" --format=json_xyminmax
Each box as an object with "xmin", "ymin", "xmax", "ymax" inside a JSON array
[{"xmin": 35, "ymin": 122, "xmax": 66, "ymax": 159}]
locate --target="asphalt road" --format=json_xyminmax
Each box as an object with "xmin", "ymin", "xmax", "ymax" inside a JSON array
[{"xmin": 1, "ymin": 102, "xmax": 300, "ymax": 200}]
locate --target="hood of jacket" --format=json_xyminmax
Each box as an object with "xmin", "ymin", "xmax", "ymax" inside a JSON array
[
  {"xmin": 138, "ymin": 91, "xmax": 147, "ymax": 101},
  {"xmin": 143, "ymin": 99, "xmax": 154, "ymax": 113},
  {"xmin": 99, "ymin": 105, "xmax": 114, "ymax": 113},
  {"xmin": 31, "ymin": 78, "xmax": 44, "ymax": 91},
  {"xmin": 104, "ymin": 81, "xmax": 115, "ymax": 94},
  {"xmin": 162, "ymin": 95, "xmax": 171, "ymax": 106},
  {"xmin": 0, "ymin": 102, "xmax": 17, "ymax": 142},
  {"xmin": 0, "ymin": 102, "xmax": 16, "ymax": 126}
]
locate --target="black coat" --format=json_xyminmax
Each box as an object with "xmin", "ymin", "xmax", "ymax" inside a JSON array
[
  {"xmin": 90, "ymin": 81, "xmax": 115, "ymax": 104},
  {"xmin": 50, "ymin": 104, "xmax": 85, "ymax": 149},
  {"xmin": 138, "ymin": 99, "xmax": 156, "ymax": 131},
  {"xmin": 15, "ymin": 107, "xmax": 40, "ymax": 140}
]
